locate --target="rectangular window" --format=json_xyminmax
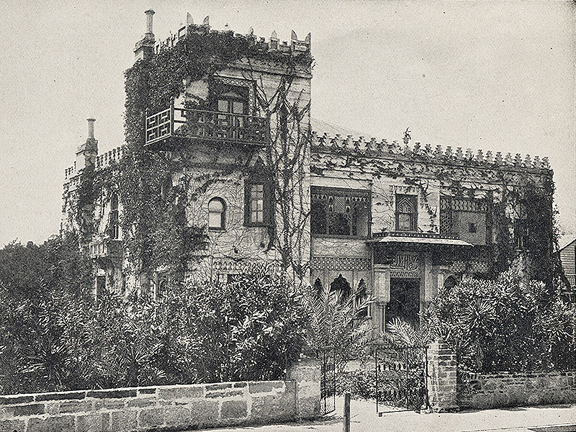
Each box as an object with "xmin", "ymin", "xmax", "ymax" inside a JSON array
[
  {"xmin": 311, "ymin": 187, "xmax": 370, "ymax": 237},
  {"xmin": 244, "ymin": 181, "xmax": 271, "ymax": 226},
  {"xmin": 250, "ymin": 184, "xmax": 264, "ymax": 223},
  {"xmin": 395, "ymin": 194, "xmax": 418, "ymax": 232}
]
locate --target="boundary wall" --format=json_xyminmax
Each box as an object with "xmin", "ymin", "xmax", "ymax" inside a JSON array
[
  {"xmin": 427, "ymin": 341, "xmax": 576, "ymax": 411},
  {"xmin": 0, "ymin": 358, "xmax": 320, "ymax": 432}
]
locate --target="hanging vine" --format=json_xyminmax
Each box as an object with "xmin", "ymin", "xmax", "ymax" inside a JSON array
[{"xmin": 79, "ymin": 26, "xmax": 314, "ymax": 286}]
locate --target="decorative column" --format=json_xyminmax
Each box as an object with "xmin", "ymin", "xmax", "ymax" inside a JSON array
[{"xmin": 373, "ymin": 264, "xmax": 390, "ymax": 333}]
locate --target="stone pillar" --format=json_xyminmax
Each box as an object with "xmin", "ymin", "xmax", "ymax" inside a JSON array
[
  {"xmin": 427, "ymin": 340, "xmax": 459, "ymax": 412},
  {"xmin": 286, "ymin": 357, "xmax": 321, "ymax": 420}
]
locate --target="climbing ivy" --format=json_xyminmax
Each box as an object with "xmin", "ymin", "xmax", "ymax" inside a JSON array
[
  {"xmin": 314, "ymin": 145, "xmax": 558, "ymax": 291},
  {"xmin": 87, "ymin": 26, "xmax": 313, "ymax": 286}
]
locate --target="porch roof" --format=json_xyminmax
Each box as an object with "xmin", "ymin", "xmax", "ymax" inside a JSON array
[{"xmin": 368, "ymin": 235, "xmax": 472, "ymax": 247}]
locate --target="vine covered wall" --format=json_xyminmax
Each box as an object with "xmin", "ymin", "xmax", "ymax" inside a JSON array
[{"xmin": 66, "ymin": 24, "xmax": 314, "ymax": 291}]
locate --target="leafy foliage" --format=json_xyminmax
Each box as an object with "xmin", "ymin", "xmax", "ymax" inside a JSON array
[
  {"xmin": 385, "ymin": 317, "xmax": 433, "ymax": 347},
  {"xmin": 303, "ymin": 285, "xmax": 372, "ymax": 371},
  {"xmin": 0, "ymin": 235, "xmax": 93, "ymax": 394},
  {"xmin": 424, "ymin": 268, "xmax": 576, "ymax": 373},
  {"xmin": 0, "ymin": 255, "xmax": 309, "ymax": 394}
]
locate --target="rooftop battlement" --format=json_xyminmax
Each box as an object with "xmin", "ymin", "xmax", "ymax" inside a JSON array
[
  {"xmin": 311, "ymin": 131, "xmax": 551, "ymax": 174},
  {"xmin": 64, "ymin": 146, "xmax": 124, "ymax": 181},
  {"xmin": 135, "ymin": 11, "xmax": 311, "ymax": 62}
]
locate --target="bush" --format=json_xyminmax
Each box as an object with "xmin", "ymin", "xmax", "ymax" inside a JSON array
[
  {"xmin": 424, "ymin": 269, "xmax": 576, "ymax": 373},
  {"xmin": 337, "ymin": 369, "xmax": 377, "ymax": 400},
  {"xmin": 0, "ymin": 258, "xmax": 309, "ymax": 394}
]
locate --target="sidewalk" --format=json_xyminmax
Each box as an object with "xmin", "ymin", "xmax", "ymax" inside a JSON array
[{"xmin": 200, "ymin": 397, "xmax": 576, "ymax": 432}]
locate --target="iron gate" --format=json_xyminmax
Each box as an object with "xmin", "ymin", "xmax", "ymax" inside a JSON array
[
  {"xmin": 374, "ymin": 344, "xmax": 428, "ymax": 415},
  {"xmin": 319, "ymin": 347, "xmax": 336, "ymax": 415}
]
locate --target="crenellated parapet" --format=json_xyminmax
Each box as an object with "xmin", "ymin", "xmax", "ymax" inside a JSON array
[
  {"xmin": 96, "ymin": 146, "xmax": 124, "ymax": 170},
  {"xmin": 152, "ymin": 13, "xmax": 311, "ymax": 58},
  {"xmin": 64, "ymin": 146, "xmax": 124, "ymax": 182},
  {"xmin": 310, "ymin": 132, "xmax": 551, "ymax": 174}
]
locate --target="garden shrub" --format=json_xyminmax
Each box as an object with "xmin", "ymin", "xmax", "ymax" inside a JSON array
[
  {"xmin": 424, "ymin": 268, "xmax": 576, "ymax": 373},
  {"xmin": 0, "ymin": 247, "xmax": 309, "ymax": 393}
]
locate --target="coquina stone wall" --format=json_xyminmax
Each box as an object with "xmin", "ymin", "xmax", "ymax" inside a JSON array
[
  {"xmin": 0, "ymin": 359, "xmax": 320, "ymax": 432},
  {"xmin": 458, "ymin": 371, "xmax": 576, "ymax": 409},
  {"xmin": 427, "ymin": 342, "xmax": 576, "ymax": 411}
]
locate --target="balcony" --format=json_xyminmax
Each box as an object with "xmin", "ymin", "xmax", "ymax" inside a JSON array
[
  {"xmin": 145, "ymin": 103, "xmax": 269, "ymax": 148},
  {"xmin": 89, "ymin": 238, "xmax": 123, "ymax": 261}
]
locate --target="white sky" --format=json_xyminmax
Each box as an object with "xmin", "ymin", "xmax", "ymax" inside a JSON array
[{"xmin": 0, "ymin": 0, "xmax": 574, "ymax": 246}]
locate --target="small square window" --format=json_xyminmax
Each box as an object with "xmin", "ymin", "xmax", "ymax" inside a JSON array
[{"xmin": 468, "ymin": 222, "xmax": 477, "ymax": 233}]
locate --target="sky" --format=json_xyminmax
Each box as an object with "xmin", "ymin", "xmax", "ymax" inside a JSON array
[{"xmin": 0, "ymin": 0, "xmax": 574, "ymax": 246}]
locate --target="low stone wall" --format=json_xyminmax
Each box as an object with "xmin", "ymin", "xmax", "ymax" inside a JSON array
[
  {"xmin": 0, "ymin": 359, "xmax": 320, "ymax": 432},
  {"xmin": 458, "ymin": 370, "xmax": 576, "ymax": 409}
]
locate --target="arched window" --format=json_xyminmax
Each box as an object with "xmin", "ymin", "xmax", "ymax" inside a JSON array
[
  {"xmin": 208, "ymin": 198, "xmax": 226, "ymax": 230},
  {"xmin": 396, "ymin": 194, "xmax": 417, "ymax": 231},
  {"xmin": 157, "ymin": 280, "xmax": 167, "ymax": 300},
  {"xmin": 110, "ymin": 193, "xmax": 119, "ymax": 240},
  {"xmin": 330, "ymin": 274, "xmax": 351, "ymax": 304}
]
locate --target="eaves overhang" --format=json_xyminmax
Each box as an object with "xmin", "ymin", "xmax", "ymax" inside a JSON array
[{"xmin": 367, "ymin": 233, "xmax": 473, "ymax": 248}]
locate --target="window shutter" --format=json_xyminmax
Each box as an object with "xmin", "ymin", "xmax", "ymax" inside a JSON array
[
  {"xmin": 264, "ymin": 181, "xmax": 274, "ymax": 226},
  {"xmin": 244, "ymin": 180, "xmax": 251, "ymax": 226}
]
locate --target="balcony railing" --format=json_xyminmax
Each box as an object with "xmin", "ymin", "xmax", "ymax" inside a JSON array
[
  {"xmin": 145, "ymin": 103, "xmax": 268, "ymax": 147},
  {"xmin": 89, "ymin": 238, "xmax": 122, "ymax": 260}
]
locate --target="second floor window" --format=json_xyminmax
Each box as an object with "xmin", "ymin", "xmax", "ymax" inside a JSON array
[
  {"xmin": 311, "ymin": 187, "xmax": 370, "ymax": 237},
  {"xmin": 244, "ymin": 180, "xmax": 272, "ymax": 227},
  {"xmin": 248, "ymin": 184, "xmax": 264, "ymax": 224},
  {"xmin": 395, "ymin": 194, "xmax": 417, "ymax": 231}
]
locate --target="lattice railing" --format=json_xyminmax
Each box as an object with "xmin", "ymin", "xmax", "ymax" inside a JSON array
[{"xmin": 145, "ymin": 103, "xmax": 268, "ymax": 146}]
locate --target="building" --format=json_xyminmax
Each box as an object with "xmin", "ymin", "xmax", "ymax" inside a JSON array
[
  {"xmin": 558, "ymin": 236, "xmax": 576, "ymax": 301},
  {"xmin": 61, "ymin": 11, "xmax": 555, "ymax": 333}
]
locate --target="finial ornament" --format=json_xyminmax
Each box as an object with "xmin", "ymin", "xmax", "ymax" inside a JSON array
[{"xmin": 402, "ymin": 127, "xmax": 411, "ymax": 145}]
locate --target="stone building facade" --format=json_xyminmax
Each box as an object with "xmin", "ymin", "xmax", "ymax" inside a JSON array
[{"xmin": 61, "ymin": 11, "xmax": 554, "ymax": 333}]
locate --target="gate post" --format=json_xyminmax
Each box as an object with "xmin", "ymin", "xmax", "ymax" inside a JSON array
[
  {"xmin": 287, "ymin": 357, "xmax": 321, "ymax": 420},
  {"xmin": 426, "ymin": 340, "xmax": 459, "ymax": 412}
]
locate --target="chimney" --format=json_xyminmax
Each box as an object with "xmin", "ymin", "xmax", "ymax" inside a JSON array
[
  {"xmin": 76, "ymin": 118, "xmax": 98, "ymax": 171},
  {"xmin": 134, "ymin": 10, "xmax": 156, "ymax": 61},
  {"xmin": 87, "ymin": 118, "xmax": 95, "ymax": 139},
  {"xmin": 145, "ymin": 9, "xmax": 155, "ymax": 36}
]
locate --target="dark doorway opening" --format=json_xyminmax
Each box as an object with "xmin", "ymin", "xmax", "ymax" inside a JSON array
[{"xmin": 386, "ymin": 278, "xmax": 420, "ymax": 328}]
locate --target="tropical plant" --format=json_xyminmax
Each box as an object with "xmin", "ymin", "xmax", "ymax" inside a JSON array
[
  {"xmin": 384, "ymin": 317, "xmax": 433, "ymax": 347},
  {"xmin": 0, "ymin": 259, "xmax": 310, "ymax": 393},
  {"xmin": 304, "ymin": 284, "xmax": 373, "ymax": 371},
  {"xmin": 423, "ymin": 268, "xmax": 576, "ymax": 373}
]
